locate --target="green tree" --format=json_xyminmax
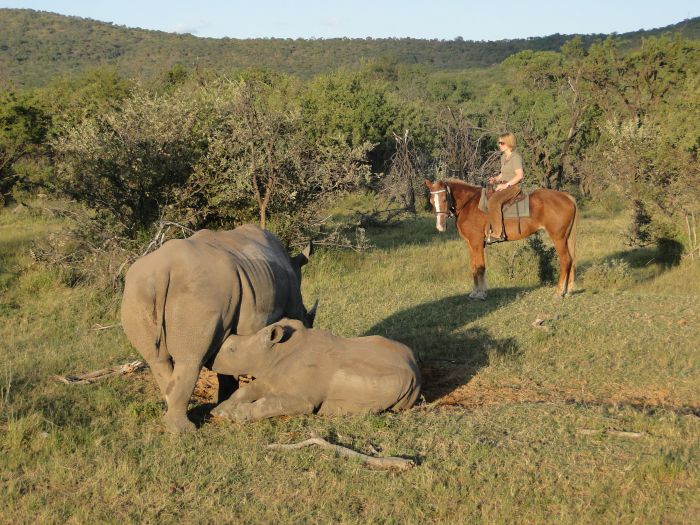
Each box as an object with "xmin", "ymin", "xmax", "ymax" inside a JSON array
[
  {"xmin": 0, "ymin": 89, "xmax": 50, "ymax": 203},
  {"xmin": 301, "ymin": 69, "xmax": 396, "ymax": 169},
  {"xmin": 184, "ymin": 77, "xmax": 372, "ymax": 243},
  {"xmin": 52, "ymin": 83, "xmax": 208, "ymax": 236}
]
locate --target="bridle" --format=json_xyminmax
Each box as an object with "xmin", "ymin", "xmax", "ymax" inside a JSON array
[
  {"xmin": 430, "ymin": 183, "xmax": 480, "ymax": 218},
  {"xmin": 429, "ymin": 186, "xmax": 456, "ymax": 217}
]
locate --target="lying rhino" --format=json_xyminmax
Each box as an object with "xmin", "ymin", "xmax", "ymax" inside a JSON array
[
  {"xmin": 210, "ymin": 319, "xmax": 421, "ymax": 421},
  {"xmin": 121, "ymin": 225, "xmax": 315, "ymax": 432}
]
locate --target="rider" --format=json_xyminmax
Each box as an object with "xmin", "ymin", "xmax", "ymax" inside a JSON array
[{"xmin": 487, "ymin": 132, "xmax": 524, "ymax": 243}]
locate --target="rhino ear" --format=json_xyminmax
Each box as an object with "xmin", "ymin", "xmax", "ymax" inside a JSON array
[{"xmin": 261, "ymin": 325, "xmax": 285, "ymax": 349}]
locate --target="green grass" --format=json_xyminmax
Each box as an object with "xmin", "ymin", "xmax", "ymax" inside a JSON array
[{"xmin": 1, "ymin": 201, "xmax": 699, "ymax": 524}]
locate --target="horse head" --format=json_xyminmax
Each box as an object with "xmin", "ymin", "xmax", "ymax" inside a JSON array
[{"xmin": 424, "ymin": 179, "xmax": 454, "ymax": 232}]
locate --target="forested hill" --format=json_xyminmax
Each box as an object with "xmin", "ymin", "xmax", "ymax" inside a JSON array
[{"xmin": 2, "ymin": 8, "xmax": 699, "ymax": 88}]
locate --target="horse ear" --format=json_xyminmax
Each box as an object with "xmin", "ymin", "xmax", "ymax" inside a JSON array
[{"xmin": 424, "ymin": 179, "xmax": 432, "ymax": 189}]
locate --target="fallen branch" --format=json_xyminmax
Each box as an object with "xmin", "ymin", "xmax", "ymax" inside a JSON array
[
  {"xmin": 90, "ymin": 323, "xmax": 121, "ymax": 331},
  {"xmin": 577, "ymin": 428, "xmax": 645, "ymax": 438},
  {"xmin": 267, "ymin": 436, "xmax": 415, "ymax": 472},
  {"xmin": 53, "ymin": 361, "xmax": 147, "ymax": 385}
]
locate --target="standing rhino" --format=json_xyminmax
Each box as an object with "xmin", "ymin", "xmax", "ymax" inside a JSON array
[
  {"xmin": 209, "ymin": 318, "xmax": 421, "ymax": 421},
  {"xmin": 121, "ymin": 225, "xmax": 314, "ymax": 432}
]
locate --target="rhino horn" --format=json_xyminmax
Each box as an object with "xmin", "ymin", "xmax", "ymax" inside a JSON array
[
  {"xmin": 292, "ymin": 241, "xmax": 313, "ymax": 269},
  {"xmin": 305, "ymin": 298, "xmax": 319, "ymax": 328}
]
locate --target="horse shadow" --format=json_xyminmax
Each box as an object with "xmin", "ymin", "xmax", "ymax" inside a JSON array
[{"xmin": 363, "ymin": 288, "xmax": 526, "ymax": 402}]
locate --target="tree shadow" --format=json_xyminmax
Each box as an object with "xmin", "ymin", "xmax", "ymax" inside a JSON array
[
  {"xmin": 577, "ymin": 239, "xmax": 685, "ymax": 288},
  {"xmin": 363, "ymin": 288, "xmax": 527, "ymax": 402},
  {"xmin": 365, "ymin": 215, "xmax": 463, "ymax": 251}
]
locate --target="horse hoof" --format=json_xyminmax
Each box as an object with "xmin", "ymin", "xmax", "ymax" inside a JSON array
[{"xmin": 469, "ymin": 291, "xmax": 487, "ymax": 301}]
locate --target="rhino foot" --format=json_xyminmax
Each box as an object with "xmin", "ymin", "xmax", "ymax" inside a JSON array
[
  {"xmin": 210, "ymin": 405, "xmax": 227, "ymax": 418},
  {"xmin": 211, "ymin": 403, "xmax": 251, "ymax": 422},
  {"xmin": 163, "ymin": 412, "xmax": 196, "ymax": 433}
]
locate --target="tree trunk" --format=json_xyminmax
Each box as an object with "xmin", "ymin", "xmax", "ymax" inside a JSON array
[{"xmin": 259, "ymin": 205, "xmax": 266, "ymax": 229}]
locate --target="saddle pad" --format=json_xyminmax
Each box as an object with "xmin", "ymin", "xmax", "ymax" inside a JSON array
[{"xmin": 478, "ymin": 188, "xmax": 530, "ymax": 218}]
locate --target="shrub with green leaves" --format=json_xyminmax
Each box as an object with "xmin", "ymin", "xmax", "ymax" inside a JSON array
[{"xmin": 581, "ymin": 258, "xmax": 635, "ymax": 290}]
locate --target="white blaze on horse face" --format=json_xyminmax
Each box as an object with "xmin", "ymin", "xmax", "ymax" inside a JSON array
[{"xmin": 432, "ymin": 192, "xmax": 447, "ymax": 232}]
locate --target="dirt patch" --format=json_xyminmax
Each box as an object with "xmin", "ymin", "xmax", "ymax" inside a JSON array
[
  {"xmin": 421, "ymin": 364, "xmax": 700, "ymax": 416},
  {"xmin": 192, "ymin": 369, "xmax": 255, "ymax": 403},
  {"xmin": 192, "ymin": 369, "xmax": 219, "ymax": 402}
]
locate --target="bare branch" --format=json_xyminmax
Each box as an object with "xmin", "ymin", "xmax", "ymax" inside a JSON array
[{"xmin": 268, "ymin": 436, "xmax": 415, "ymax": 472}]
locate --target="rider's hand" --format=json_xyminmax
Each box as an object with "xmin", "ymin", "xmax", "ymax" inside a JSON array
[
  {"xmin": 488, "ymin": 176, "xmax": 498, "ymax": 184},
  {"xmin": 496, "ymin": 183, "xmax": 509, "ymax": 191}
]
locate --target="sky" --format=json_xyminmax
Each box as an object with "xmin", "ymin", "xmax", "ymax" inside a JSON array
[{"xmin": 1, "ymin": 0, "xmax": 698, "ymax": 40}]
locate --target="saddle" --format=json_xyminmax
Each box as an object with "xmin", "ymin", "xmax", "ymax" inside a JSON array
[{"xmin": 478, "ymin": 187, "xmax": 530, "ymax": 218}]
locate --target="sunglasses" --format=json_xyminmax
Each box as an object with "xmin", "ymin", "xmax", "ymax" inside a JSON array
[{"xmin": 498, "ymin": 141, "xmax": 506, "ymax": 145}]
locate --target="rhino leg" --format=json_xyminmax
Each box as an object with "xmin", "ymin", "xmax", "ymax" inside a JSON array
[
  {"xmin": 162, "ymin": 359, "xmax": 201, "ymax": 433},
  {"xmin": 211, "ymin": 381, "xmax": 266, "ymax": 418},
  {"xmin": 148, "ymin": 354, "xmax": 174, "ymax": 398},
  {"xmin": 219, "ymin": 395, "xmax": 315, "ymax": 422}
]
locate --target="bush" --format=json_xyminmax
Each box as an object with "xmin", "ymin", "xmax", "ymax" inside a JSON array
[
  {"xmin": 581, "ymin": 258, "xmax": 635, "ymax": 290},
  {"xmin": 52, "ymin": 83, "xmax": 209, "ymax": 238},
  {"xmin": 492, "ymin": 232, "xmax": 557, "ymax": 286}
]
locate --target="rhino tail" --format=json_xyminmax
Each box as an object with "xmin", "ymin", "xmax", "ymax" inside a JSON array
[{"xmin": 153, "ymin": 272, "xmax": 171, "ymax": 355}]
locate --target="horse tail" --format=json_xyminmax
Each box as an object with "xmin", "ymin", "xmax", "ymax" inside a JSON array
[{"xmin": 565, "ymin": 194, "xmax": 579, "ymax": 274}]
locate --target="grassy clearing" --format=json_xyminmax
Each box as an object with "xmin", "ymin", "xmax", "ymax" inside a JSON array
[{"xmin": 1, "ymin": 201, "xmax": 698, "ymax": 523}]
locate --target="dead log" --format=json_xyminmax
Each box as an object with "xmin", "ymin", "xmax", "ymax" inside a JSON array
[{"xmin": 53, "ymin": 361, "xmax": 146, "ymax": 385}]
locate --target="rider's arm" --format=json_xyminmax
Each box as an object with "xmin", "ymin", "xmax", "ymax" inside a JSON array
[{"xmin": 505, "ymin": 169, "xmax": 523, "ymax": 187}]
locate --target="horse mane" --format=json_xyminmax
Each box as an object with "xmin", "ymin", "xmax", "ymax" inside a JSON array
[{"xmin": 445, "ymin": 178, "xmax": 481, "ymax": 191}]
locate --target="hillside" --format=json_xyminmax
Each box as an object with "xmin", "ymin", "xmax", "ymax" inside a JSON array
[{"xmin": 1, "ymin": 8, "xmax": 699, "ymax": 88}]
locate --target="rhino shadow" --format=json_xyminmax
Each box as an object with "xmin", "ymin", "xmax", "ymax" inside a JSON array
[{"xmin": 363, "ymin": 288, "xmax": 526, "ymax": 402}]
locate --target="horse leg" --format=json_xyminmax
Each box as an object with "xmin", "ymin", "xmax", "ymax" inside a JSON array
[
  {"xmin": 552, "ymin": 237, "xmax": 572, "ymax": 297},
  {"xmin": 467, "ymin": 238, "xmax": 487, "ymax": 300},
  {"xmin": 567, "ymin": 263, "xmax": 575, "ymax": 295}
]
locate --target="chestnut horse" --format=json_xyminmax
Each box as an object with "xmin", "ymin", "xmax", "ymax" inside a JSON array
[{"xmin": 425, "ymin": 179, "xmax": 578, "ymax": 299}]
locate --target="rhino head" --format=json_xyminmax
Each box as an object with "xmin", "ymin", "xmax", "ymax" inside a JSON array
[{"xmin": 214, "ymin": 324, "xmax": 287, "ymax": 378}]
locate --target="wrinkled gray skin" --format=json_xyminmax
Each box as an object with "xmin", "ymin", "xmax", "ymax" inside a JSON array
[
  {"xmin": 209, "ymin": 319, "xmax": 421, "ymax": 421},
  {"xmin": 121, "ymin": 225, "xmax": 314, "ymax": 433}
]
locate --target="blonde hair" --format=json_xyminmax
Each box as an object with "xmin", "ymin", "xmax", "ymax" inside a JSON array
[{"xmin": 499, "ymin": 132, "xmax": 517, "ymax": 150}]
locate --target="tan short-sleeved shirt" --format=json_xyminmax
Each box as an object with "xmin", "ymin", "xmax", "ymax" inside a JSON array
[{"xmin": 500, "ymin": 151, "xmax": 523, "ymax": 182}]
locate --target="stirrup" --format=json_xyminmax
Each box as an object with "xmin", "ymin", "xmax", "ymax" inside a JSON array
[{"xmin": 486, "ymin": 233, "xmax": 506, "ymax": 245}]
